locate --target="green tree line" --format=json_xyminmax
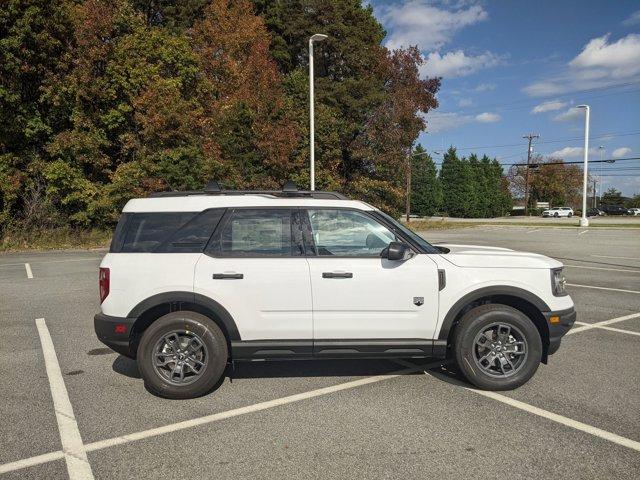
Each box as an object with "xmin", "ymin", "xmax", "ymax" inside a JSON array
[
  {"xmin": 411, "ymin": 146, "xmax": 512, "ymax": 218},
  {"xmin": 0, "ymin": 0, "xmax": 440, "ymax": 231}
]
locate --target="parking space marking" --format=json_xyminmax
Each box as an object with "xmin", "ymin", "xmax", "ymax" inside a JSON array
[
  {"xmin": 574, "ymin": 321, "xmax": 640, "ymax": 337},
  {"xmin": 396, "ymin": 360, "xmax": 640, "ymax": 453},
  {"xmin": 526, "ymin": 228, "xmax": 540, "ymax": 233},
  {"xmin": 567, "ymin": 312, "xmax": 640, "ymax": 335},
  {"xmin": 592, "ymin": 254, "xmax": 640, "ymax": 261},
  {"xmin": 0, "ymin": 361, "xmax": 437, "ymax": 475},
  {"xmin": 578, "ymin": 230, "xmax": 588, "ymax": 235},
  {"xmin": 35, "ymin": 318, "xmax": 94, "ymax": 480},
  {"xmin": 567, "ymin": 283, "xmax": 640, "ymax": 294},
  {"xmin": 25, "ymin": 263, "xmax": 33, "ymax": 279},
  {"xmin": 564, "ymin": 264, "xmax": 640, "ymax": 273}
]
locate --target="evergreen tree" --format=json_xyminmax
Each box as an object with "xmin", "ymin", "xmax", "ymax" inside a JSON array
[
  {"xmin": 410, "ymin": 144, "xmax": 441, "ymax": 216},
  {"xmin": 440, "ymin": 147, "xmax": 475, "ymax": 217}
]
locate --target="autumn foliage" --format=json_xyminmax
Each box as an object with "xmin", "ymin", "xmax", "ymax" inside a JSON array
[{"xmin": 0, "ymin": 0, "xmax": 440, "ymax": 230}]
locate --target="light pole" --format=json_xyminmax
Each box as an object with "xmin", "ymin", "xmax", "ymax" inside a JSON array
[
  {"xmin": 598, "ymin": 145, "xmax": 604, "ymax": 207},
  {"xmin": 309, "ymin": 33, "xmax": 328, "ymax": 191},
  {"xmin": 577, "ymin": 105, "xmax": 590, "ymax": 227}
]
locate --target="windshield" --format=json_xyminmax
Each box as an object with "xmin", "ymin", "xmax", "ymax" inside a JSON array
[{"xmin": 374, "ymin": 211, "xmax": 441, "ymax": 254}]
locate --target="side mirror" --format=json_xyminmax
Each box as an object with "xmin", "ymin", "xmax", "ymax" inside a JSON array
[{"xmin": 384, "ymin": 241, "xmax": 411, "ymax": 261}]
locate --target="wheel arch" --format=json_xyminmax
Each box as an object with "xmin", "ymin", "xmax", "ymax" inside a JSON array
[
  {"xmin": 127, "ymin": 292, "xmax": 240, "ymax": 357},
  {"xmin": 439, "ymin": 286, "xmax": 551, "ymax": 362}
]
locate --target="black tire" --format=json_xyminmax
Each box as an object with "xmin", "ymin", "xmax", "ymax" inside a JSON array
[
  {"xmin": 568, "ymin": 212, "xmax": 573, "ymax": 217},
  {"xmin": 453, "ymin": 304, "xmax": 542, "ymax": 391},
  {"xmin": 137, "ymin": 311, "xmax": 228, "ymax": 399},
  {"xmin": 554, "ymin": 212, "xmax": 559, "ymax": 217}
]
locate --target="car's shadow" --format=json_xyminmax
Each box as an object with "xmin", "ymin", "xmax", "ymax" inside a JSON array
[{"xmin": 111, "ymin": 355, "xmax": 467, "ymax": 394}]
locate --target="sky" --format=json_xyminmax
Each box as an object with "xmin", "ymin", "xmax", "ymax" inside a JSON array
[{"xmin": 370, "ymin": 0, "xmax": 640, "ymax": 196}]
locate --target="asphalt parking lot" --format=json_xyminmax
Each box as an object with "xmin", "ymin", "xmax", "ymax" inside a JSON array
[{"xmin": 1, "ymin": 225, "xmax": 639, "ymax": 479}]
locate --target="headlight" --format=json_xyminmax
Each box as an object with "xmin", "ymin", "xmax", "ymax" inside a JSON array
[{"xmin": 551, "ymin": 268, "xmax": 567, "ymax": 296}]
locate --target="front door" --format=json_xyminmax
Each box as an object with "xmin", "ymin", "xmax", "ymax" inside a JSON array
[
  {"xmin": 194, "ymin": 208, "xmax": 312, "ymax": 347},
  {"xmin": 303, "ymin": 208, "xmax": 440, "ymax": 355}
]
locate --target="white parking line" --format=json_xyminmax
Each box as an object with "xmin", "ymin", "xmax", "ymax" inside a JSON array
[
  {"xmin": 35, "ymin": 318, "xmax": 94, "ymax": 480},
  {"xmin": 578, "ymin": 230, "xmax": 588, "ymax": 235},
  {"xmin": 526, "ymin": 229, "xmax": 540, "ymax": 233},
  {"xmin": 592, "ymin": 254, "xmax": 640, "ymax": 261},
  {"xmin": 564, "ymin": 264, "xmax": 640, "ymax": 273},
  {"xmin": 25, "ymin": 263, "xmax": 33, "ymax": 279},
  {"xmin": 0, "ymin": 361, "xmax": 434, "ymax": 475},
  {"xmin": 566, "ymin": 283, "xmax": 640, "ymax": 294},
  {"xmin": 567, "ymin": 312, "xmax": 640, "ymax": 335},
  {"xmin": 574, "ymin": 320, "xmax": 640, "ymax": 337},
  {"xmin": 396, "ymin": 359, "xmax": 640, "ymax": 453}
]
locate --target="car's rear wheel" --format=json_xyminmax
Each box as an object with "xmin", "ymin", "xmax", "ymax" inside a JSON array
[
  {"xmin": 554, "ymin": 212, "xmax": 559, "ymax": 217},
  {"xmin": 453, "ymin": 304, "xmax": 542, "ymax": 390},
  {"xmin": 568, "ymin": 212, "xmax": 573, "ymax": 217},
  {"xmin": 137, "ymin": 311, "xmax": 228, "ymax": 399}
]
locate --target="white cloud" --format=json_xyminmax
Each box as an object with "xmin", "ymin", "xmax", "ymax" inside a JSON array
[
  {"xmin": 553, "ymin": 107, "xmax": 584, "ymax": 122},
  {"xmin": 569, "ymin": 34, "xmax": 640, "ymax": 78},
  {"xmin": 424, "ymin": 111, "xmax": 473, "ymax": 133},
  {"xmin": 548, "ymin": 147, "xmax": 599, "ymax": 158},
  {"xmin": 612, "ymin": 147, "xmax": 632, "ymax": 158},
  {"xmin": 474, "ymin": 83, "xmax": 496, "ymax": 92},
  {"xmin": 475, "ymin": 112, "xmax": 501, "ymax": 123},
  {"xmin": 549, "ymin": 147, "xmax": 584, "ymax": 158},
  {"xmin": 458, "ymin": 98, "xmax": 473, "ymax": 107},
  {"xmin": 531, "ymin": 100, "xmax": 567, "ymax": 114},
  {"xmin": 378, "ymin": 1, "xmax": 488, "ymax": 51},
  {"xmin": 524, "ymin": 33, "xmax": 640, "ymax": 96},
  {"xmin": 424, "ymin": 109, "xmax": 501, "ymax": 132},
  {"xmin": 622, "ymin": 10, "xmax": 640, "ymax": 26},
  {"xmin": 420, "ymin": 50, "xmax": 505, "ymax": 78}
]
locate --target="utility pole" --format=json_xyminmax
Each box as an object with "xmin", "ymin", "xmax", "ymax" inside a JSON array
[
  {"xmin": 522, "ymin": 133, "xmax": 539, "ymax": 215},
  {"xmin": 405, "ymin": 154, "xmax": 411, "ymax": 222}
]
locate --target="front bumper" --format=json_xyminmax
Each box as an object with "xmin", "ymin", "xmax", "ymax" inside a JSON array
[
  {"xmin": 94, "ymin": 313, "xmax": 135, "ymax": 358},
  {"xmin": 544, "ymin": 306, "xmax": 577, "ymax": 355}
]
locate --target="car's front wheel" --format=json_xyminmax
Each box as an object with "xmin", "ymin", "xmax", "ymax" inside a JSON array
[
  {"xmin": 453, "ymin": 304, "xmax": 542, "ymax": 390},
  {"xmin": 137, "ymin": 311, "xmax": 228, "ymax": 399}
]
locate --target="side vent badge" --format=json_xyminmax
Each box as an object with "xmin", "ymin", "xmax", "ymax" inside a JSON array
[{"xmin": 413, "ymin": 297, "xmax": 424, "ymax": 306}]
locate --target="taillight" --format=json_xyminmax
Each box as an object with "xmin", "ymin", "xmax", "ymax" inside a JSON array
[{"xmin": 99, "ymin": 267, "xmax": 110, "ymax": 303}]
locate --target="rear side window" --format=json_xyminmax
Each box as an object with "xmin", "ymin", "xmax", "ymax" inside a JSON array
[
  {"xmin": 158, "ymin": 209, "xmax": 224, "ymax": 253},
  {"xmin": 207, "ymin": 209, "xmax": 300, "ymax": 257},
  {"xmin": 110, "ymin": 212, "xmax": 196, "ymax": 253}
]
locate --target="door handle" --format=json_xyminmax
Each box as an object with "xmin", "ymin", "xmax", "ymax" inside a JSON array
[
  {"xmin": 322, "ymin": 272, "xmax": 353, "ymax": 279},
  {"xmin": 212, "ymin": 273, "xmax": 244, "ymax": 280}
]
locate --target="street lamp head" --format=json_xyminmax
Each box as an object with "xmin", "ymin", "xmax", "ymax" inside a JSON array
[
  {"xmin": 310, "ymin": 33, "xmax": 328, "ymax": 42},
  {"xmin": 576, "ymin": 104, "xmax": 589, "ymax": 109}
]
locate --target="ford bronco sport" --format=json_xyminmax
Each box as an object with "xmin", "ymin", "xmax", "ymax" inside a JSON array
[{"xmin": 95, "ymin": 182, "xmax": 576, "ymax": 398}]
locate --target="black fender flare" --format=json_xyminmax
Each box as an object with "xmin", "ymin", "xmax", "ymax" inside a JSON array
[
  {"xmin": 127, "ymin": 291, "xmax": 241, "ymax": 341},
  {"xmin": 437, "ymin": 286, "xmax": 551, "ymax": 341}
]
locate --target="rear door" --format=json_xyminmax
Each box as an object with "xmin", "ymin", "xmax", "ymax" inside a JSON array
[
  {"xmin": 193, "ymin": 208, "xmax": 313, "ymax": 348},
  {"xmin": 302, "ymin": 208, "xmax": 440, "ymax": 356}
]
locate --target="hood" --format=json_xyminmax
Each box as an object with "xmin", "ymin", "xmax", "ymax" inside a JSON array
[{"xmin": 435, "ymin": 243, "xmax": 562, "ymax": 269}]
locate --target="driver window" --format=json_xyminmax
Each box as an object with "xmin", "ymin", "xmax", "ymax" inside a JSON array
[{"xmin": 307, "ymin": 209, "xmax": 396, "ymax": 257}]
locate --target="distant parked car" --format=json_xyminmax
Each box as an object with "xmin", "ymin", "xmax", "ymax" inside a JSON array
[
  {"xmin": 542, "ymin": 207, "xmax": 574, "ymax": 218},
  {"xmin": 628, "ymin": 208, "xmax": 640, "ymax": 216},
  {"xmin": 601, "ymin": 205, "xmax": 630, "ymax": 216},
  {"xmin": 586, "ymin": 208, "xmax": 605, "ymax": 217}
]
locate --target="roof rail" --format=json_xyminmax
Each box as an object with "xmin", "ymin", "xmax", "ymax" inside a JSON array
[{"xmin": 149, "ymin": 181, "xmax": 349, "ymax": 200}]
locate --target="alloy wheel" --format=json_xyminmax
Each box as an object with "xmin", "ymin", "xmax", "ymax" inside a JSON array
[
  {"xmin": 152, "ymin": 330, "xmax": 208, "ymax": 385},
  {"xmin": 472, "ymin": 323, "xmax": 528, "ymax": 377}
]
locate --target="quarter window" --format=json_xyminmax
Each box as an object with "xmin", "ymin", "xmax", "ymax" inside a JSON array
[{"xmin": 306, "ymin": 209, "xmax": 396, "ymax": 257}]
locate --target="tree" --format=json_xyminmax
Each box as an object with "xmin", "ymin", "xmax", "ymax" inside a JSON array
[
  {"xmin": 410, "ymin": 145, "xmax": 441, "ymax": 216},
  {"xmin": 527, "ymin": 159, "xmax": 587, "ymax": 208},
  {"xmin": 601, "ymin": 188, "xmax": 624, "ymax": 206},
  {"xmin": 439, "ymin": 147, "xmax": 475, "ymax": 217}
]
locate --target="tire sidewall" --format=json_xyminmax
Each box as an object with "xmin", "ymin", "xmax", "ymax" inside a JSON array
[
  {"xmin": 137, "ymin": 311, "xmax": 228, "ymax": 399},
  {"xmin": 455, "ymin": 305, "xmax": 542, "ymax": 390}
]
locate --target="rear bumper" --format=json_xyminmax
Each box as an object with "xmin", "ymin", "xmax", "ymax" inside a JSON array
[
  {"xmin": 545, "ymin": 307, "xmax": 577, "ymax": 355},
  {"xmin": 94, "ymin": 313, "xmax": 135, "ymax": 358}
]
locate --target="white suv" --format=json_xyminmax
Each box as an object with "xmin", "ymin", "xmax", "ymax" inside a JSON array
[
  {"xmin": 95, "ymin": 182, "xmax": 576, "ymax": 398},
  {"xmin": 542, "ymin": 207, "xmax": 573, "ymax": 218}
]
